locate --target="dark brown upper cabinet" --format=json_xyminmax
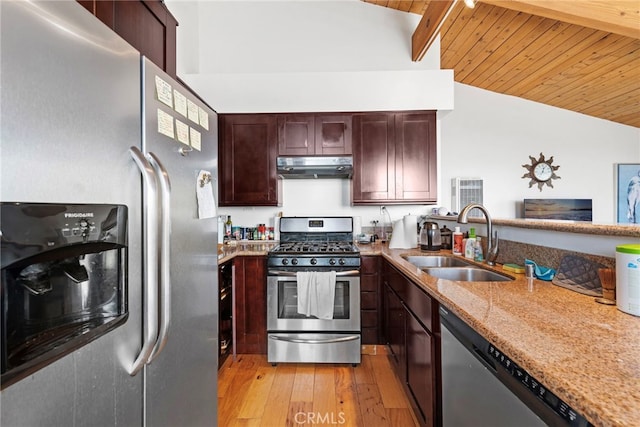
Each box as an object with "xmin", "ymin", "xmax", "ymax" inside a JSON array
[
  {"xmin": 77, "ymin": 0, "xmax": 178, "ymax": 77},
  {"xmin": 352, "ymin": 111, "xmax": 437, "ymax": 205},
  {"xmin": 218, "ymin": 114, "xmax": 281, "ymax": 207},
  {"xmin": 278, "ymin": 114, "xmax": 352, "ymax": 156}
]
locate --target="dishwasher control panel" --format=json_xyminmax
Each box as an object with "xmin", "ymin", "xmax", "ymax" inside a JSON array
[{"xmin": 487, "ymin": 343, "xmax": 592, "ymax": 427}]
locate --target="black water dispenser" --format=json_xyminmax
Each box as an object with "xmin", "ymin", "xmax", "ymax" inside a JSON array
[{"xmin": 1, "ymin": 202, "xmax": 128, "ymax": 388}]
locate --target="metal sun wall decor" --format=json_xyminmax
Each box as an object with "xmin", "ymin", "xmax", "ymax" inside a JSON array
[{"xmin": 522, "ymin": 152, "xmax": 561, "ymax": 191}]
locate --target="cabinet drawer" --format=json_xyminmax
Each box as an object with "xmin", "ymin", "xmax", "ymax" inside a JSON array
[
  {"xmin": 361, "ymin": 255, "xmax": 380, "ymax": 273},
  {"xmin": 361, "ymin": 310, "xmax": 378, "ymax": 327},
  {"xmin": 360, "ymin": 291, "xmax": 377, "ymax": 310},
  {"xmin": 361, "ymin": 274, "xmax": 378, "ymax": 292},
  {"xmin": 404, "ymin": 284, "xmax": 434, "ymax": 332}
]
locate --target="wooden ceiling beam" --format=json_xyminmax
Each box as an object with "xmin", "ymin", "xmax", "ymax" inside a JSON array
[
  {"xmin": 480, "ymin": 0, "xmax": 640, "ymax": 39},
  {"xmin": 411, "ymin": 0, "xmax": 457, "ymax": 61}
]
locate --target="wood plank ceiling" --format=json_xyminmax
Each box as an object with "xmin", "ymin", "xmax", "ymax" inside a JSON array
[{"xmin": 363, "ymin": 0, "xmax": 640, "ymax": 128}]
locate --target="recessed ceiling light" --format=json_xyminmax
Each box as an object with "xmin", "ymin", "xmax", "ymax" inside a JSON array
[{"xmin": 464, "ymin": 0, "xmax": 476, "ymax": 8}]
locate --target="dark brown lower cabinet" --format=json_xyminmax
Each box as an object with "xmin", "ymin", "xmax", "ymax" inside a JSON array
[
  {"xmin": 361, "ymin": 256, "xmax": 381, "ymax": 344},
  {"xmin": 219, "ymin": 261, "xmax": 233, "ymax": 368},
  {"xmin": 406, "ymin": 313, "xmax": 436, "ymax": 427},
  {"xmin": 384, "ymin": 283, "xmax": 406, "ymax": 379},
  {"xmin": 383, "ymin": 261, "xmax": 439, "ymax": 427},
  {"xmin": 233, "ymin": 256, "xmax": 267, "ymax": 354}
]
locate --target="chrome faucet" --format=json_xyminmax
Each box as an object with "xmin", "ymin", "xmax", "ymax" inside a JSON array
[{"xmin": 457, "ymin": 203, "xmax": 499, "ymax": 266}]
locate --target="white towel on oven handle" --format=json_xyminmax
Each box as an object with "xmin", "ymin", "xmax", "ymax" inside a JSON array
[{"xmin": 296, "ymin": 271, "xmax": 337, "ymax": 320}]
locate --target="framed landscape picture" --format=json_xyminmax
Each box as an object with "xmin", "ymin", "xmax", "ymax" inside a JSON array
[
  {"xmin": 524, "ymin": 199, "xmax": 592, "ymax": 221},
  {"xmin": 617, "ymin": 163, "xmax": 640, "ymax": 224}
]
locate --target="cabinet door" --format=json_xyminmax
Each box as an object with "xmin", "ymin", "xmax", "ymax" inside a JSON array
[
  {"xmin": 315, "ymin": 115, "xmax": 352, "ymax": 155},
  {"xmin": 352, "ymin": 111, "xmax": 437, "ymax": 205},
  {"xmin": 278, "ymin": 114, "xmax": 315, "ymax": 156},
  {"xmin": 384, "ymin": 283, "xmax": 406, "ymax": 380},
  {"xmin": 361, "ymin": 256, "xmax": 380, "ymax": 344},
  {"xmin": 219, "ymin": 115, "xmax": 281, "ymax": 206},
  {"xmin": 78, "ymin": 0, "xmax": 178, "ymax": 77},
  {"xmin": 352, "ymin": 113, "xmax": 396, "ymax": 203},
  {"xmin": 219, "ymin": 262, "xmax": 233, "ymax": 367},
  {"xmin": 395, "ymin": 111, "xmax": 437, "ymax": 202},
  {"xmin": 233, "ymin": 256, "xmax": 267, "ymax": 354},
  {"xmin": 406, "ymin": 314, "xmax": 436, "ymax": 427}
]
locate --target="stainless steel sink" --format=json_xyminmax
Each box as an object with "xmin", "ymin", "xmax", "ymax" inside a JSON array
[
  {"xmin": 421, "ymin": 267, "xmax": 514, "ymax": 282},
  {"xmin": 402, "ymin": 255, "xmax": 473, "ymax": 268}
]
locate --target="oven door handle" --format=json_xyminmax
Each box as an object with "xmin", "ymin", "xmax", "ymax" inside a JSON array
[
  {"xmin": 268, "ymin": 334, "xmax": 360, "ymax": 344},
  {"xmin": 267, "ymin": 269, "xmax": 360, "ymax": 277}
]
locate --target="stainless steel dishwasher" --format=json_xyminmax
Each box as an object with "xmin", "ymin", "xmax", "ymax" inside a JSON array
[{"xmin": 439, "ymin": 306, "xmax": 592, "ymax": 427}]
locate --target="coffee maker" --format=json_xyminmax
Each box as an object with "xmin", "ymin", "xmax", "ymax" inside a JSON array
[{"xmin": 419, "ymin": 221, "xmax": 442, "ymax": 251}]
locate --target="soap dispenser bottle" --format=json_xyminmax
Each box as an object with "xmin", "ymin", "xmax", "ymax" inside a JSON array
[
  {"xmin": 464, "ymin": 227, "xmax": 476, "ymax": 259},
  {"xmin": 452, "ymin": 227, "xmax": 463, "ymax": 255}
]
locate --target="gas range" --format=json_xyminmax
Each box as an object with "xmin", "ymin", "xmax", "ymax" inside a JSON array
[
  {"xmin": 266, "ymin": 216, "xmax": 362, "ymax": 365},
  {"xmin": 268, "ymin": 217, "xmax": 360, "ymax": 270}
]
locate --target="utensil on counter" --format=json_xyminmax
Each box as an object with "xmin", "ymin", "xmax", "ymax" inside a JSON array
[{"xmin": 595, "ymin": 268, "xmax": 616, "ymax": 305}]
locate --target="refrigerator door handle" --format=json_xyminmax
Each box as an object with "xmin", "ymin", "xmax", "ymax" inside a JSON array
[
  {"xmin": 128, "ymin": 147, "xmax": 160, "ymax": 375},
  {"xmin": 147, "ymin": 152, "xmax": 172, "ymax": 362}
]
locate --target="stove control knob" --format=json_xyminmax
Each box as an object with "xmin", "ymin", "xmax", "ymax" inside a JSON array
[
  {"xmin": 329, "ymin": 258, "xmax": 337, "ymax": 265},
  {"xmin": 291, "ymin": 258, "xmax": 298, "ymax": 265},
  {"xmin": 310, "ymin": 258, "xmax": 317, "ymax": 265},
  {"xmin": 281, "ymin": 258, "xmax": 289, "ymax": 266},
  {"xmin": 339, "ymin": 258, "xmax": 346, "ymax": 265}
]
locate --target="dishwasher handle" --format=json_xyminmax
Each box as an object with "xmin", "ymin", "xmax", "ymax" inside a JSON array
[
  {"xmin": 440, "ymin": 306, "xmax": 495, "ymax": 370},
  {"xmin": 473, "ymin": 344, "xmax": 497, "ymax": 372}
]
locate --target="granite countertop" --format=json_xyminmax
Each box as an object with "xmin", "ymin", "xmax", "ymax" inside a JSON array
[
  {"xmin": 428, "ymin": 215, "xmax": 640, "ymax": 237},
  {"xmin": 359, "ymin": 242, "xmax": 640, "ymax": 427},
  {"xmin": 217, "ymin": 241, "xmax": 277, "ymax": 264},
  {"xmin": 220, "ymin": 241, "xmax": 640, "ymax": 426}
]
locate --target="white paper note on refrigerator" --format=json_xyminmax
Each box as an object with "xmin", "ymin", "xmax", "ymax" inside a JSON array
[{"xmin": 196, "ymin": 170, "xmax": 216, "ymax": 219}]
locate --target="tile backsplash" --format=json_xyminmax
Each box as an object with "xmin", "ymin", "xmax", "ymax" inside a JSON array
[{"xmin": 495, "ymin": 239, "xmax": 615, "ymax": 271}]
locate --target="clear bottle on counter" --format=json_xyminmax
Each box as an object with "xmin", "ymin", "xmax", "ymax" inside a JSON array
[
  {"xmin": 224, "ymin": 215, "xmax": 232, "ymax": 239},
  {"xmin": 474, "ymin": 236, "xmax": 484, "ymax": 261}
]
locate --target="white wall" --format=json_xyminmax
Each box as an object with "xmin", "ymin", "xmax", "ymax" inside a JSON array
[
  {"xmin": 168, "ymin": 0, "xmax": 441, "ymax": 74},
  {"xmin": 168, "ymin": 0, "xmax": 452, "ymax": 113},
  {"xmin": 440, "ymin": 84, "xmax": 640, "ymax": 222},
  {"xmin": 166, "ymin": 0, "xmax": 640, "ymax": 233}
]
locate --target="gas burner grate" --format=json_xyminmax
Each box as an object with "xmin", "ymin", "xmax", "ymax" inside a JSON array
[{"xmin": 271, "ymin": 241, "xmax": 357, "ymax": 254}]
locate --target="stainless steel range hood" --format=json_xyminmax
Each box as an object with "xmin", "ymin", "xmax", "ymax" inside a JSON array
[{"xmin": 277, "ymin": 156, "xmax": 353, "ymax": 179}]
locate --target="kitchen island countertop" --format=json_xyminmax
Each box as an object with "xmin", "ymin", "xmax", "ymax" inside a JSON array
[
  {"xmin": 220, "ymin": 241, "xmax": 639, "ymax": 426},
  {"xmin": 359, "ymin": 242, "xmax": 640, "ymax": 427}
]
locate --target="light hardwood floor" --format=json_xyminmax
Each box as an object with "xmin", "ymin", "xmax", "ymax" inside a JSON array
[{"xmin": 218, "ymin": 348, "xmax": 420, "ymax": 427}]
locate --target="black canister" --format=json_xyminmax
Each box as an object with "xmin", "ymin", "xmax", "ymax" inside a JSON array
[{"xmin": 440, "ymin": 225, "xmax": 452, "ymax": 250}]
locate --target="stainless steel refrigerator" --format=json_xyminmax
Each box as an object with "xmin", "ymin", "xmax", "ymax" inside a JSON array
[{"xmin": 0, "ymin": 1, "xmax": 218, "ymax": 425}]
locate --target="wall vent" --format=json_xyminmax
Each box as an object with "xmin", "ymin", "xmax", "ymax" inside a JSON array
[{"xmin": 451, "ymin": 178, "xmax": 483, "ymax": 217}]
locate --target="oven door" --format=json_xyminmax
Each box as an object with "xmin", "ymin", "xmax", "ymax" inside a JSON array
[{"xmin": 267, "ymin": 270, "xmax": 360, "ymax": 332}]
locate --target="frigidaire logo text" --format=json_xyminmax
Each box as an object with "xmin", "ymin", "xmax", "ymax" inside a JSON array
[{"xmin": 64, "ymin": 213, "xmax": 94, "ymax": 218}]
